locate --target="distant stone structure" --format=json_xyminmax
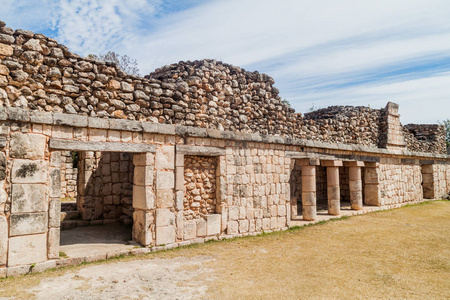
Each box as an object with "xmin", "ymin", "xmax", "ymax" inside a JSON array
[{"xmin": 0, "ymin": 20, "xmax": 449, "ymax": 277}]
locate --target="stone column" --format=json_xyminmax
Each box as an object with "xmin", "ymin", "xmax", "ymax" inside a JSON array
[
  {"xmin": 364, "ymin": 162, "xmax": 381, "ymax": 206},
  {"xmin": 299, "ymin": 159, "xmax": 320, "ymax": 221},
  {"xmin": 321, "ymin": 160, "xmax": 343, "ymax": 215},
  {"xmin": 345, "ymin": 161, "xmax": 365, "ymax": 210},
  {"xmin": 132, "ymin": 152, "xmax": 155, "ymax": 246}
]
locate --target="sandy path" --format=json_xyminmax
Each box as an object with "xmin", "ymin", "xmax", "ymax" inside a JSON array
[{"xmin": 23, "ymin": 256, "xmax": 214, "ymax": 300}]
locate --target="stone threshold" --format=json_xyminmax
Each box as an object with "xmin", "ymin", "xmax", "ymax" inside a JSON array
[{"xmin": 0, "ymin": 198, "xmax": 439, "ymax": 278}]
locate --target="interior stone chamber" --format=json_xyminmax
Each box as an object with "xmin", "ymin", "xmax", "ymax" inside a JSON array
[{"xmin": 0, "ymin": 20, "xmax": 449, "ymax": 277}]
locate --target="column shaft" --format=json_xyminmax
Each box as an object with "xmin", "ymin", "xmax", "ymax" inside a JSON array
[
  {"xmin": 326, "ymin": 166, "xmax": 340, "ymax": 215},
  {"xmin": 301, "ymin": 165, "xmax": 316, "ymax": 221},
  {"xmin": 349, "ymin": 166, "xmax": 363, "ymax": 210}
]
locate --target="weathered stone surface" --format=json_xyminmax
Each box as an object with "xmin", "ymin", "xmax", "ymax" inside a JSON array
[
  {"xmin": 155, "ymin": 146, "xmax": 174, "ymax": 170},
  {"xmin": 48, "ymin": 198, "xmax": 61, "ymax": 228},
  {"xmin": 7, "ymin": 234, "xmax": 47, "ymax": 266},
  {"xmin": 196, "ymin": 218, "xmax": 206, "ymax": 236},
  {"xmin": 206, "ymin": 214, "xmax": 221, "ymax": 236},
  {"xmin": 132, "ymin": 185, "xmax": 154, "ymax": 210},
  {"xmin": 156, "ymin": 172, "xmax": 174, "ymax": 190},
  {"xmin": 10, "ymin": 213, "xmax": 48, "ymax": 236},
  {"xmin": 156, "ymin": 226, "xmax": 175, "ymax": 245},
  {"xmin": 156, "ymin": 189, "xmax": 174, "ymax": 209},
  {"xmin": 183, "ymin": 220, "xmax": 196, "ymax": 240},
  {"xmin": 156, "ymin": 209, "xmax": 175, "ymax": 227},
  {"xmin": 11, "ymin": 159, "xmax": 48, "ymax": 184},
  {"xmin": 132, "ymin": 210, "xmax": 153, "ymax": 246},
  {"xmin": 10, "ymin": 133, "xmax": 46, "ymax": 159},
  {"xmin": 53, "ymin": 113, "xmax": 88, "ymax": 127},
  {"xmin": 0, "ymin": 215, "xmax": 7, "ymax": 265},
  {"xmin": 11, "ymin": 184, "xmax": 46, "ymax": 213},
  {"xmin": 23, "ymin": 39, "xmax": 42, "ymax": 52},
  {"xmin": 47, "ymin": 227, "xmax": 59, "ymax": 259},
  {"xmin": 49, "ymin": 139, "xmax": 156, "ymax": 153},
  {"xmin": 49, "ymin": 168, "xmax": 61, "ymax": 197},
  {"xmin": 133, "ymin": 166, "xmax": 153, "ymax": 186},
  {"xmin": 0, "ymin": 152, "xmax": 5, "ymax": 181}
]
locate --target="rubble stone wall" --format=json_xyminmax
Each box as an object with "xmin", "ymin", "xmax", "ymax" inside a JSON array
[
  {"xmin": 0, "ymin": 21, "xmax": 446, "ymax": 154},
  {"xmin": 404, "ymin": 124, "xmax": 447, "ymax": 155},
  {"xmin": 183, "ymin": 155, "xmax": 217, "ymax": 220}
]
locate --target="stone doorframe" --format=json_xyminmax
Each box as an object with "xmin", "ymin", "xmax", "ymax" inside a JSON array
[
  {"xmin": 48, "ymin": 138, "xmax": 156, "ymax": 249},
  {"xmin": 174, "ymin": 145, "xmax": 227, "ymax": 241}
]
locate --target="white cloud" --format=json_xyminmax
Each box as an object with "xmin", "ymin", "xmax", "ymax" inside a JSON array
[{"xmin": 2, "ymin": 0, "xmax": 450, "ymax": 124}]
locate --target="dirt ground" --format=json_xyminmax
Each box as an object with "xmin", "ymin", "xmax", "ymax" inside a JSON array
[{"xmin": 0, "ymin": 201, "xmax": 449, "ymax": 299}]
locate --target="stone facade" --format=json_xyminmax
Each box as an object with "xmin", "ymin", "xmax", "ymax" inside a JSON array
[{"xmin": 0, "ymin": 21, "xmax": 449, "ymax": 277}]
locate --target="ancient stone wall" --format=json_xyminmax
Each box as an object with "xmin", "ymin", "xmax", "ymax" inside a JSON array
[
  {"xmin": 78, "ymin": 151, "xmax": 134, "ymax": 224},
  {"xmin": 379, "ymin": 160, "xmax": 423, "ymax": 205},
  {"xmin": 183, "ymin": 155, "xmax": 217, "ymax": 220},
  {"xmin": 59, "ymin": 150, "xmax": 77, "ymax": 199},
  {"xmin": 404, "ymin": 124, "xmax": 446, "ymax": 154},
  {"xmin": 0, "ymin": 21, "xmax": 445, "ymax": 154}
]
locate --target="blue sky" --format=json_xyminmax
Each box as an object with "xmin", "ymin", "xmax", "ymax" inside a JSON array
[{"xmin": 1, "ymin": 0, "xmax": 449, "ymax": 124}]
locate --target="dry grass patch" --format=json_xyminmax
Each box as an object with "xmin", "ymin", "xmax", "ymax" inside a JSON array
[
  {"xmin": 0, "ymin": 201, "xmax": 448, "ymax": 299},
  {"xmin": 202, "ymin": 201, "xmax": 450, "ymax": 299}
]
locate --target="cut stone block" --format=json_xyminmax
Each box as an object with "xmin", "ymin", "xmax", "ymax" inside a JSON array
[
  {"xmin": 48, "ymin": 198, "xmax": 61, "ymax": 228},
  {"xmin": 0, "ymin": 215, "xmax": 7, "ymax": 265},
  {"xmin": 132, "ymin": 153, "xmax": 154, "ymax": 166},
  {"xmin": 206, "ymin": 214, "xmax": 221, "ymax": 236},
  {"xmin": 156, "ymin": 226, "xmax": 175, "ymax": 245},
  {"xmin": 10, "ymin": 213, "xmax": 48, "ymax": 236},
  {"xmin": 8, "ymin": 234, "xmax": 47, "ymax": 267},
  {"xmin": 49, "ymin": 168, "xmax": 61, "ymax": 197},
  {"xmin": 227, "ymin": 220, "xmax": 238, "ymax": 235},
  {"xmin": 155, "ymin": 146, "xmax": 174, "ymax": 170},
  {"xmin": 132, "ymin": 210, "xmax": 153, "ymax": 246},
  {"xmin": 156, "ymin": 172, "xmax": 174, "ymax": 190},
  {"xmin": 155, "ymin": 209, "xmax": 175, "ymax": 227},
  {"xmin": 11, "ymin": 160, "xmax": 48, "ymax": 184},
  {"xmin": 11, "ymin": 184, "xmax": 46, "ymax": 213},
  {"xmin": 47, "ymin": 227, "xmax": 59, "ymax": 259},
  {"xmin": 133, "ymin": 166, "xmax": 153, "ymax": 186},
  {"xmin": 132, "ymin": 185, "xmax": 154, "ymax": 210},
  {"xmin": 196, "ymin": 218, "xmax": 206, "ymax": 237},
  {"xmin": 183, "ymin": 220, "xmax": 197, "ymax": 240},
  {"xmin": 156, "ymin": 189, "xmax": 174, "ymax": 209},
  {"xmin": 10, "ymin": 133, "xmax": 46, "ymax": 159}
]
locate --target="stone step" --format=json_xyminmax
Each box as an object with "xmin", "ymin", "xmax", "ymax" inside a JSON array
[
  {"xmin": 60, "ymin": 210, "xmax": 80, "ymax": 221},
  {"xmin": 61, "ymin": 201, "xmax": 77, "ymax": 212}
]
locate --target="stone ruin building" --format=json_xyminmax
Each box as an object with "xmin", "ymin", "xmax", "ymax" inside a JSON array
[{"xmin": 0, "ymin": 20, "xmax": 449, "ymax": 277}]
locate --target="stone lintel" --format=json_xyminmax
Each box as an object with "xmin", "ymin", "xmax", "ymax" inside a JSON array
[
  {"xmin": 401, "ymin": 158, "xmax": 418, "ymax": 165},
  {"xmin": 364, "ymin": 162, "xmax": 379, "ymax": 168},
  {"xmin": 419, "ymin": 159, "xmax": 434, "ymax": 165},
  {"xmin": 321, "ymin": 160, "xmax": 343, "ymax": 167},
  {"xmin": 344, "ymin": 161, "xmax": 365, "ymax": 167},
  {"xmin": 49, "ymin": 139, "xmax": 156, "ymax": 153},
  {"xmin": 176, "ymin": 145, "xmax": 225, "ymax": 156},
  {"xmin": 298, "ymin": 158, "xmax": 320, "ymax": 166}
]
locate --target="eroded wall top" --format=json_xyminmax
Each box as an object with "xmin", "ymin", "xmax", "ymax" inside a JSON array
[{"xmin": 0, "ymin": 21, "xmax": 446, "ymax": 154}]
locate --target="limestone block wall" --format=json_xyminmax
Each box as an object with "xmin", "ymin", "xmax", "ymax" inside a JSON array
[
  {"xmin": 404, "ymin": 124, "xmax": 446, "ymax": 154},
  {"xmin": 77, "ymin": 151, "xmax": 134, "ymax": 224},
  {"xmin": 223, "ymin": 142, "xmax": 290, "ymax": 234},
  {"xmin": 433, "ymin": 163, "xmax": 449, "ymax": 198},
  {"xmin": 59, "ymin": 150, "xmax": 77, "ymax": 199},
  {"xmin": 0, "ymin": 106, "xmax": 448, "ymax": 276},
  {"xmin": 378, "ymin": 159, "xmax": 423, "ymax": 205}
]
